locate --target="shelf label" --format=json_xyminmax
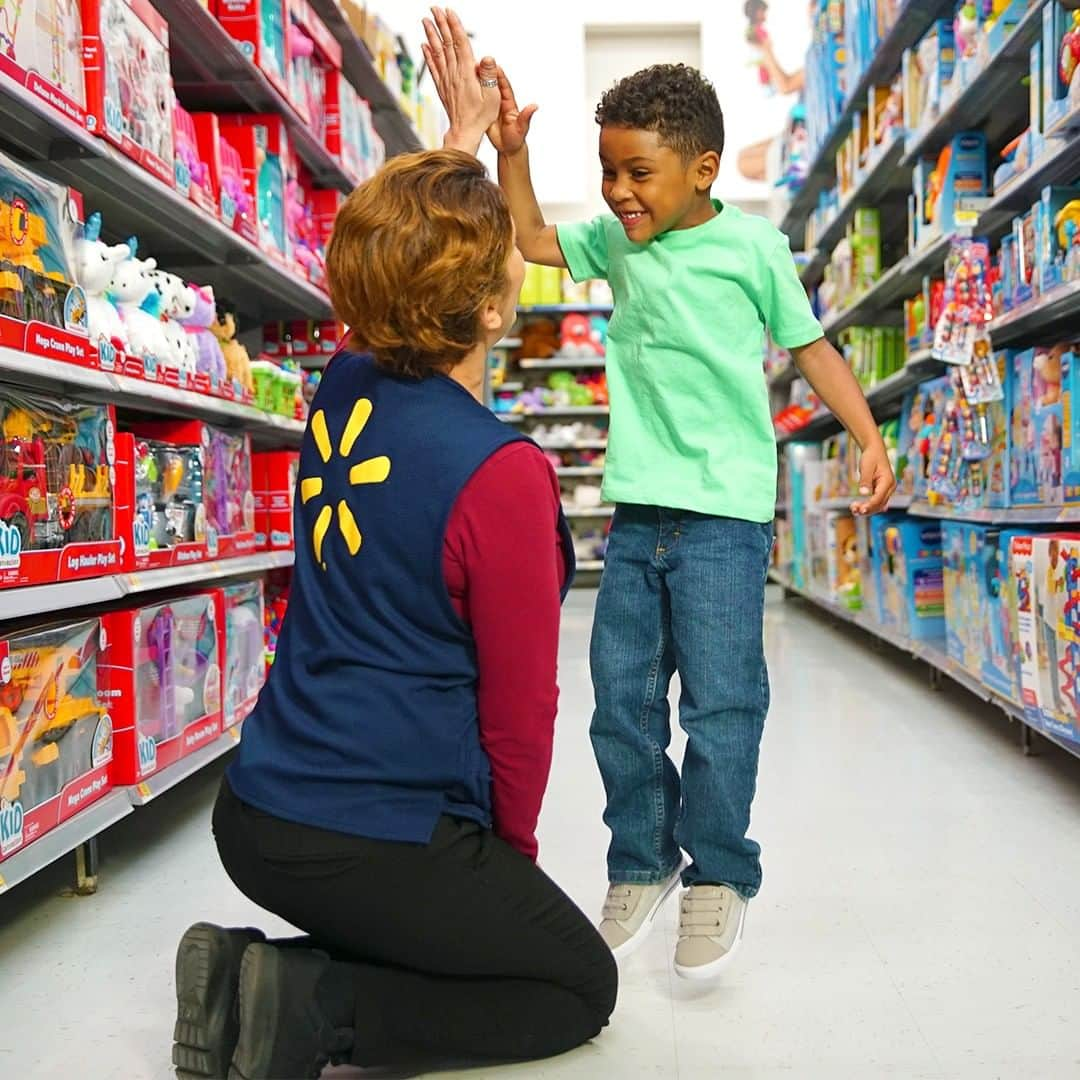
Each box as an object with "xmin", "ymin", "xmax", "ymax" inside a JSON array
[{"xmin": 137, "ymin": 782, "xmax": 151, "ymax": 799}]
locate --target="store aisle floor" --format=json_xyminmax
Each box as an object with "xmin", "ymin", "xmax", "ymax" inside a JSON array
[{"xmin": 4, "ymin": 588, "xmax": 1080, "ymax": 1079}]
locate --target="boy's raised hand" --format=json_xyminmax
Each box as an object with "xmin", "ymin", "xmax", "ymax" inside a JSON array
[
  {"xmin": 487, "ymin": 66, "xmax": 538, "ymax": 156},
  {"xmin": 422, "ymin": 7, "xmax": 500, "ymax": 153}
]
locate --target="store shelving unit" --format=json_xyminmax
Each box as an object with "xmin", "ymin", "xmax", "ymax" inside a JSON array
[
  {"xmin": 769, "ymin": 568, "xmax": 1080, "ymax": 762},
  {"xmin": 520, "ymin": 357, "xmax": 607, "ymax": 370}
]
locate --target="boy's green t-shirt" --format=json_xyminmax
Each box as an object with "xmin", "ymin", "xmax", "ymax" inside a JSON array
[{"xmin": 557, "ymin": 202, "xmax": 822, "ymax": 523}]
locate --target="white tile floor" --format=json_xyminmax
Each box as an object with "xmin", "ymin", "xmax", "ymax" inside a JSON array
[{"xmin": 4, "ymin": 587, "xmax": 1080, "ymax": 1078}]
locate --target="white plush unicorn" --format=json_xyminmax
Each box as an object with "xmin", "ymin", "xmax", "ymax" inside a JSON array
[{"xmin": 75, "ymin": 212, "xmax": 130, "ymax": 358}]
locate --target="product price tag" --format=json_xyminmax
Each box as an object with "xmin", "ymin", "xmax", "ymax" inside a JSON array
[
  {"xmin": 137, "ymin": 782, "xmax": 151, "ymax": 799},
  {"xmin": 229, "ymin": 727, "xmax": 242, "ymax": 744}
]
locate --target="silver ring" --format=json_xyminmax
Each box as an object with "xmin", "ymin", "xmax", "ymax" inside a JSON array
[{"xmin": 480, "ymin": 78, "xmax": 498, "ymax": 88}]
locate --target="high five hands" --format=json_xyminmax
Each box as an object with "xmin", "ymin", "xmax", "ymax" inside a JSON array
[{"xmin": 422, "ymin": 7, "xmax": 537, "ymax": 157}]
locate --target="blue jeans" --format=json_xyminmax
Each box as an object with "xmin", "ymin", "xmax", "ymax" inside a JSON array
[{"xmin": 590, "ymin": 505, "xmax": 772, "ymax": 899}]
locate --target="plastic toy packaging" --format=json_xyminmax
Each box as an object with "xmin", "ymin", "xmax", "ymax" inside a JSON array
[
  {"xmin": 0, "ymin": 0, "xmax": 86, "ymax": 112},
  {"xmin": 82, "ymin": 0, "xmax": 176, "ymax": 186},
  {"xmin": 202, "ymin": 424, "xmax": 255, "ymax": 551},
  {"xmin": 222, "ymin": 579, "xmax": 265, "ymax": 728},
  {"xmin": 100, "ymin": 593, "xmax": 223, "ymax": 782},
  {"xmin": 933, "ymin": 237, "xmax": 994, "ymax": 366},
  {"xmin": 215, "ymin": 0, "xmax": 290, "ymax": 98},
  {"xmin": 133, "ymin": 438, "xmax": 205, "ymax": 550},
  {"xmin": 0, "ymin": 618, "xmax": 113, "ymax": 860},
  {"xmin": 0, "ymin": 150, "xmax": 84, "ymax": 330}
]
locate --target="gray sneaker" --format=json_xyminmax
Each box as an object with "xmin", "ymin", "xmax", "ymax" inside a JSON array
[
  {"xmin": 598, "ymin": 867, "xmax": 682, "ymax": 960},
  {"xmin": 673, "ymin": 884, "xmax": 747, "ymax": 980}
]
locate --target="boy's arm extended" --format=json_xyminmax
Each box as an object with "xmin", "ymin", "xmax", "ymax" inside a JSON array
[
  {"xmin": 490, "ymin": 67, "xmax": 566, "ymax": 268},
  {"xmin": 792, "ymin": 336, "xmax": 896, "ymax": 515}
]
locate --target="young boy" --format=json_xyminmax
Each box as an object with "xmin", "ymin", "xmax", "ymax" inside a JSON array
[{"xmin": 490, "ymin": 62, "xmax": 895, "ymax": 979}]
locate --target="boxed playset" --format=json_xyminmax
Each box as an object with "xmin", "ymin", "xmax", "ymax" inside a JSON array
[
  {"xmin": 0, "ymin": 617, "xmax": 113, "ymax": 862},
  {"xmin": 218, "ymin": 115, "xmax": 292, "ymax": 265},
  {"xmin": 82, "ymin": 0, "xmax": 175, "ymax": 186},
  {"xmin": 287, "ymin": 0, "xmax": 341, "ymax": 137},
  {"xmin": 874, "ymin": 515, "xmax": 946, "ymax": 641},
  {"xmin": 173, "ymin": 103, "xmax": 218, "ymax": 217},
  {"xmin": 1043, "ymin": 1, "xmax": 1080, "ymax": 134},
  {"xmin": 0, "ymin": 0, "xmax": 86, "ymax": 124},
  {"xmin": 855, "ymin": 512, "xmax": 880, "ymax": 624},
  {"xmin": 1010, "ymin": 346, "xmax": 1064, "ymax": 507},
  {"xmin": 911, "ymin": 132, "xmax": 988, "ymax": 251},
  {"xmin": 100, "ymin": 591, "xmax": 224, "ymax": 784},
  {"xmin": 325, "ymin": 68, "xmax": 382, "ymax": 185},
  {"xmin": 0, "ymin": 390, "xmax": 123, "ymax": 590},
  {"xmin": 980, "ymin": 526, "xmax": 1027, "ymax": 702},
  {"xmin": 214, "ymin": 0, "xmax": 290, "ymax": 99},
  {"xmin": 252, "ymin": 449, "xmax": 296, "ymax": 550},
  {"xmin": 221, "ymin": 578, "xmax": 265, "ymax": 729},
  {"xmin": 191, "ymin": 113, "xmax": 256, "ymax": 242},
  {"xmin": 942, "ymin": 520, "xmax": 986, "ymax": 677},
  {"xmin": 902, "ymin": 19, "xmax": 956, "ymax": 140}
]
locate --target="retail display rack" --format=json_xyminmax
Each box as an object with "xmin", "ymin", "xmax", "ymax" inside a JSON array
[
  {"xmin": 771, "ymin": 0, "xmax": 1080, "ymax": 767},
  {"xmin": 0, "ymin": 0, "xmax": 432, "ymax": 897}
]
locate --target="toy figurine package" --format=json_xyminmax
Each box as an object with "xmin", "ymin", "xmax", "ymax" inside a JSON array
[
  {"xmin": 0, "ymin": 0, "xmax": 86, "ymax": 124},
  {"xmin": 1010, "ymin": 347, "xmax": 1063, "ymax": 506},
  {"xmin": 100, "ymin": 592, "xmax": 224, "ymax": 783},
  {"xmin": 82, "ymin": 0, "xmax": 175, "ymax": 185},
  {"xmin": 222, "ymin": 579, "xmax": 265, "ymax": 729},
  {"xmin": 0, "ymin": 390, "xmax": 122, "ymax": 590},
  {"xmin": 0, "ymin": 618, "xmax": 113, "ymax": 862}
]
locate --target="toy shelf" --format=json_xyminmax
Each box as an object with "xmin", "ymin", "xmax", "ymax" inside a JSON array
[
  {"xmin": 510, "ymin": 405, "xmax": 609, "ymax": 417},
  {"xmin": 535, "ymin": 438, "xmax": 607, "ymax": 451},
  {"xmin": 0, "ymin": 77, "xmax": 332, "ymax": 325},
  {"xmin": 519, "ymin": 356, "xmax": 607, "ymax": 370},
  {"xmin": 989, "ymin": 277, "xmax": 1080, "ymax": 346},
  {"xmin": 577, "ymin": 560, "xmax": 604, "ymax": 572},
  {"xmin": 901, "ymin": 1, "xmax": 1045, "ymax": 167},
  {"xmin": 0, "ymin": 347, "xmax": 305, "ymax": 446},
  {"xmin": 556, "ymin": 466, "xmax": 604, "ymax": 477},
  {"xmin": 304, "ymin": 0, "xmax": 424, "ymax": 157},
  {"xmin": 769, "ymin": 567, "xmax": 1080, "ymax": 764},
  {"xmin": 151, "ymin": 0, "xmax": 356, "ymax": 192},
  {"xmin": 517, "ymin": 304, "xmax": 615, "ymax": 316},
  {"xmin": 780, "ymin": 0, "xmax": 954, "ymax": 244},
  {"xmin": 0, "ymin": 551, "xmax": 295, "ymax": 623},
  {"xmin": 563, "ymin": 506, "xmax": 615, "ymax": 518},
  {"xmin": 820, "ymin": 233, "xmax": 952, "ymax": 337},
  {"xmin": 129, "ymin": 723, "xmax": 244, "ymax": 806},
  {"xmin": 909, "ymin": 500, "xmax": 1080, "ymax": 524},
  {"xmin": 776, "ymin": 347, "xmax": 942, "ymax": 444}
]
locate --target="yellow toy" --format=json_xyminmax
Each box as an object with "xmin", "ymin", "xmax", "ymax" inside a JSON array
[{"xmin": 211, "ymin": 306, "xmax": 255, "ymax": 394}]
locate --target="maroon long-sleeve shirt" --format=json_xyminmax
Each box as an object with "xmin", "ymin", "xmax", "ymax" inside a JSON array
[{"xmin": 442, "ymin": 441, "xmax": 568, "ymax": 862}]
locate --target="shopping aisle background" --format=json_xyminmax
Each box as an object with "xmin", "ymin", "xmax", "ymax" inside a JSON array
[{"xmin": 2, "ymin": 588, "xmax": 1080, "ymax": 1079}]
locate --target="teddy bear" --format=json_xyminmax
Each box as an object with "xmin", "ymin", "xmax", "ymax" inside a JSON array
[
  {"xmin": 519, "ymin": 318, "xmax": 559, "ymax": 359},
  {"xmin": 211, "ymin": 301, "xmax": 255, "ymax": 393}
]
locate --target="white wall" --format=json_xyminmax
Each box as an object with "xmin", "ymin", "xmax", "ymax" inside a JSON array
[{"xmin": 398, "ymin": 0, "xmax": 810, "ymax": 219}]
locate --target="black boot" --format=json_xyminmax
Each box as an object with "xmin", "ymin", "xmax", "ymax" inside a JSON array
[
  {"xmin": 173, "ymin": 923, "xmax": 266, "ymax": 1079},
  {"xmin": 228, "ymin": 943, "xmax": 354, "ymax": 1079}
]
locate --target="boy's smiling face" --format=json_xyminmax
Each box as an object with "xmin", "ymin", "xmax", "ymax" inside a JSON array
[{"xmin": 599, "ymin": 126, "xmax": 719, "ymax": 243}]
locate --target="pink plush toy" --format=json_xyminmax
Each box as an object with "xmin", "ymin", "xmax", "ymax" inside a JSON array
[{"xmin": 175, "ymin": 283, "xmax": 227, "ymax": 384}]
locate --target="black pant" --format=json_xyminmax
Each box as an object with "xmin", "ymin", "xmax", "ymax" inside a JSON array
[{"xmin": 213, "ymin": 779, "xmax": 618, "ymax": 1069}]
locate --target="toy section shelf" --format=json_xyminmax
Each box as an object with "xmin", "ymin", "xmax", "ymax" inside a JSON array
[
  {"xmin": 0, "ymin": 348, "xmax": 305, "ymax": 445},
  {"xmin": 129, "ymin": 723, "xmax": 244, "ymax": 806},
  {"xmin": 305, "ymin": 0, "xmax": 424, "ymax": 156},
  {"xmin": 517, "ymin": 304, "xmax": 614, "ymax": 316},
  {"xmin": 781, "ymin": 0, "xmax": 954, "ymax": 243},
  {"xmin": 0, "ymin": 79, "xmax": 332, "ymax": 324},
  {"xmin": 989, "ymin": 277, "xmax": 1080, "ymax": 344},
  {"xmin": 520, "ymin": 357, "xmax": 607, "ymax": 370},
  {"xmin": 0, "ymin": 551, "xmax": 296, "ymax": 622},
  {"xmin": 151, "ymin": 0, "xmax": 355, "ymax": 192},
  {"xmin": 564, "ymin": 506, "xmax": 615, "ymax": 519},
  {"xmin": 769, "ymin": 568, "xmax": 1080, "ymax": 763}
]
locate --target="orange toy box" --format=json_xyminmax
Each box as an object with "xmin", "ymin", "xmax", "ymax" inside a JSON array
[
  {"xmin": 81, "ymin": 0, "xmax": 175, "ymax": 186},
  {"xmin": 0, "ymin": 617, "xmax": 114, "ymax": 863},
  {"xmin": 99, "ymin": 592, "xmax": 224, "ymax": 784},
  {"xmin": 252, "ymin": 450, "xmax": 296, "ymax": 550},
  {"xmin": 113, "ymin": 431, "xmax": 210, "ymax": 573},
  {"xmin": 0, "ymin": 390, "xmax": 123, "ymax": 591},
  {"xmin": 127, "ymin": 418, "xmax": 256, "ymax": 560}
]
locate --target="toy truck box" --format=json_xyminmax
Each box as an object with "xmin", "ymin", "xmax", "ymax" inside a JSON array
[{"xmin": 0, "ymin": 617, "xmax": 113, "ymax": 863}]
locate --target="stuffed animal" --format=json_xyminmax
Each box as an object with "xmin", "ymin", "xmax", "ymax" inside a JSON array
[
  {"xmin": 519, "ymin": 318, "xmax": 559, "ymax": 359},
  {"xmin": 75, "ymin": 212, "xmax": 131, "ymax": 357},
  {"xmin": 148, "ymin": 269, "xmax": 196, "ymax": 373},
  {"xmin": 175, "ymin": 283, "xmax": 227, "ymax": 384},
  {"xmin": 110, "ymin": 246, "xmax": 169, "ymax": 369},
  {"xmin": 560, "ymin": 314, "xmax": 602, "ymax": 357},
  {"xmin": 211, "ymin": 302, "xmax": 255, "ymax": 393}
]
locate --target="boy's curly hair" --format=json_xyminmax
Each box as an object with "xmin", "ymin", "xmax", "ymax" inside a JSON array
[{"xmin": 595, "ymin": 64, "xmax": 725, "ymax": 163}]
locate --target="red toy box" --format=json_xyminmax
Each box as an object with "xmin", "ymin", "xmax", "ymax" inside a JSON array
[
  {"xmin": 0, "ymin": 617, "xmax": 113, "ymax": 863},
  {"xmin": 286, "ymin": 0, "xmax": 341, "ymax": 133},
  {"xmin": 218, "ymin": 115, "xmax": 294, "ymax": 265},
  {"xmin": 113, "ymin": 432, "xmax": 210, "ymax": 572},
  {"xmin": 82, "ymin": 0, "xmax": 175, "ymax": 186},
  {"xmin": 252, "ymin": 450, "xmax": 296, "ymax": 550},
  {"xmin": 128, "ymin": 419, "xmax": 255, "ymax": 560},
  {"xmin": 213, "ymin": 0, "xmax": 290, "ymax": 99},
  {"xmin": 99, "ymin": 592, "xmax": 224, "ymax": 784},
  {"xmin": 192, "ymin": 113, "xmax": 257, "ymax": 244},
  {"xmin": 221, "ymin": 578, "xmax": 265, "ymax": 728},
  {"xmin": 0, "ymin": 390, "xmax": 123, "ymax": 590},
  {"xmin": 173, "ymin": 102, "xmax": 218, "ymax": 217}
]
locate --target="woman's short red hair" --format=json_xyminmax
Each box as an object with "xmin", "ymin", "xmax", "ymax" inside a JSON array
[{"xmin": 327, "ymin": 148, "xmax": 513, "ymax": 378}]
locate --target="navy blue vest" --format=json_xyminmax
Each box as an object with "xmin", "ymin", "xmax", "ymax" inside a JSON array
[{"xmin": 228, "ymin": 352, "xmax": 575, "ymax": 842}]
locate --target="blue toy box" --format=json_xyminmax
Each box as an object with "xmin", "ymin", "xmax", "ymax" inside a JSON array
[
  {"xmin": 1010, "ymin": 347, "xmax": 1064, "ymax": 506},
  {"xmin": 874, "ymin": 515, "xmax": 946, "ymax": 641},
  {"xmin": 981, "ymin": 527, "xmax": 1029, "ymax": 702},
  {"xmin": 942, "ymin": 520, "xmax": 985, "ymax": 675},
  {"xmin": 1062, "ymin": 349, "xmax": 1080, "ymax": 503}
]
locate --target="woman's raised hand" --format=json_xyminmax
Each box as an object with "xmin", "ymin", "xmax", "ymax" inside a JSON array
[
  {"xmin": 422, "ymin": 7, "xmax": 500, "ymax": 154},
  {"xmin": 486, "ymin": 65, "xmax": 538, "ymax": 157}
]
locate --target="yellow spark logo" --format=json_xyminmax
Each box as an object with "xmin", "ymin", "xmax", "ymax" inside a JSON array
[{"xmin": 301, "ymin": 399, "xmax": 391, "ymax": 569}]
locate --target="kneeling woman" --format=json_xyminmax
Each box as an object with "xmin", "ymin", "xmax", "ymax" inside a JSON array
[{"xmin": 171, "ymin": 150, "xmax": 616, "ymax": 1078}]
